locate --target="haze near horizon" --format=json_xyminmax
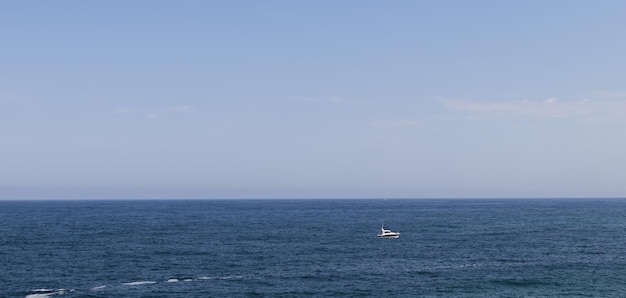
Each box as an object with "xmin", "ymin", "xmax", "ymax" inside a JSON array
[{"xmin": 2, "ymin": 1, "xmax": 626, "ymax": 199}]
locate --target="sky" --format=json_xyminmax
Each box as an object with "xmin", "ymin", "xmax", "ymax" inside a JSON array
[{"xmin": 2, "ymin": 1, "xmax": 626, "ymax": 199}]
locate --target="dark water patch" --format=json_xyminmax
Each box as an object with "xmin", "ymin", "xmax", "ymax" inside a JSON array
[{"xmin": 492, "ymin": 278, "xmax": 557, "ymax": 287}]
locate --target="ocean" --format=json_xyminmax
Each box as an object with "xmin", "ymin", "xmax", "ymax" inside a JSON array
[{"xmin": 2, "ymin": 199, "xmax": 626, "ymax": 297}]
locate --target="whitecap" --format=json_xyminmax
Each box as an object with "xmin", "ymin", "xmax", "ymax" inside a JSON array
[
  {"xmin": 25, "ymin": 294, "xmax": 52, "ymax": 298},
  {"xmin": 25, "ymin": 289, "xmax": 68, "ymax": 298},
  {"xmin": 123, "ymin": 281, "xmax": 156, "ymax": 286},
  {"xmin": 166, "ymin": 278, "xmax": 179, "ymax": 283},
  {"xmin": 198, "ymin": 275, "xmax": 243, "ymax": 281},
  {"xmin": 183, "ymin": 279, "xmax": 193, "ymax": 282},
  {"xmin": 222, "ymin": 275, "xmax": 243, "ymax": 280},
  {"xmin": 31, "ymin": 289, "xmax": 53, "ymax": 292},
  {"xmin": 91, "ymin": 285, "xmax": 107, "ymax": 290}
]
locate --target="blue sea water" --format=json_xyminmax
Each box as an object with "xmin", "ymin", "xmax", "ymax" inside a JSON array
[{"xmin": 2, "ymin": 199, "xmax": 626, "ymax": 297}]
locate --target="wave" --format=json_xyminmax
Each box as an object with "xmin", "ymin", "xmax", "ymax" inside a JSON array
[
  {"xmin": 198, "ymin": 275, "xmax": 243, "ymax": 280},
  {"xmin": 24, "ymin": 275, "xmax": 244, "ymax": 297},
  {"xmin": 122, "ymin": 281, "xmax": 157, "ymax": 286},
  {"xmin": 25, "ymin": 289, "xmax": 71, "ymax": 298},
  {"xmin": 25, "ymin": 294, "xmax": 53, "ymax": 298}
]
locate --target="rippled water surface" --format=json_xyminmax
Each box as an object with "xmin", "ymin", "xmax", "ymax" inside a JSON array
[{"xmin": 2, "ymin": 199, "xmax": 626, "ymax": 297}]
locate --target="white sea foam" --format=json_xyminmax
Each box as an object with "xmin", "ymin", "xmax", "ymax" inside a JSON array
[
  {"xmin": 223, "ymin": 275, "xmax": 243, "ymax": 280},
  {"xmin": 25, "ymin": 289, "xmax": 68, "ymax": 298},
  {"xmin": 183, "ymin": 278, "xmax": 193, "ymax": 282},
  {"xmin": 167, "ymin": 278, "xmax": 179, "ymax": 282},
  {"xmin": 25, "ymin": 294, "xmax": 52, "ymax": 298},
  {"xmin": 198, "ymin": 275, "xmax": 243, "ymax": 280},
  {"xmin": 198, "ymin": 276, "xmax": 214, "ymax": 280},
  {"xmin": 123, "ymin": 281, "xmax": 156, "ymax": 286},
  {"xmin": 91, "ymin": 285, "xmax": 107, "ymax": 290}
]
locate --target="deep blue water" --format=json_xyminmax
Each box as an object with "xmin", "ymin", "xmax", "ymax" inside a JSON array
[{"xmin": 2, "ymin": 199, "xmax": 626, "ymax": 297}]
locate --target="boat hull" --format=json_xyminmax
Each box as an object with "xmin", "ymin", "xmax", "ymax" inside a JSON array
[
  {"xmin": 377, "ymin": 226, "xmax": 400, "ymax": 239},
  {"xmin": 377, "ymin": 234, "xmax": 400, "ymax": 239}
]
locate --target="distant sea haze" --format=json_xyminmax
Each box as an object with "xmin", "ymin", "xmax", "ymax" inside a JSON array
[{"xmin": 3, "ymin": 199, "xmax": 626, "ymax": 297}]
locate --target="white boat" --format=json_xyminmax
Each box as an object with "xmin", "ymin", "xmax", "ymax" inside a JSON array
[{"xmin": 377, "ymin": 225, "xmax": 400, "ymax": 239}]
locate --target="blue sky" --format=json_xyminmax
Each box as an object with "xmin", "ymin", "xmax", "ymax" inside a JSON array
[{"xmin": 2, "ymin": 1, "xmax": 626, "ymax": 199}]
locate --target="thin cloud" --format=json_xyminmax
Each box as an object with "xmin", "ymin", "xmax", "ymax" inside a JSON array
[
  {"xmin": 326, "ymin": 96, "xmax": 351, "ymax": 104},
  {"xmin": 290, "ymin": 95, "xmax": 360, "ymax": 105},
  {"xmin": 438, "ymin": 98, "xmax": 624, "ymax": 119},
  {"xmin": 113, "ymin": 106, "xmax": 192, "ymax": 119},
  {"xmin": 592, "ymin": 91, "xmax": 626, "ymax": 98},
  {"xmin": 369, "ymin": 118, "xmax": 420, "ymax": 128},
  {"xmin": 166, "ymin": 105, "xmax": 193, "ymax": 112}
]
